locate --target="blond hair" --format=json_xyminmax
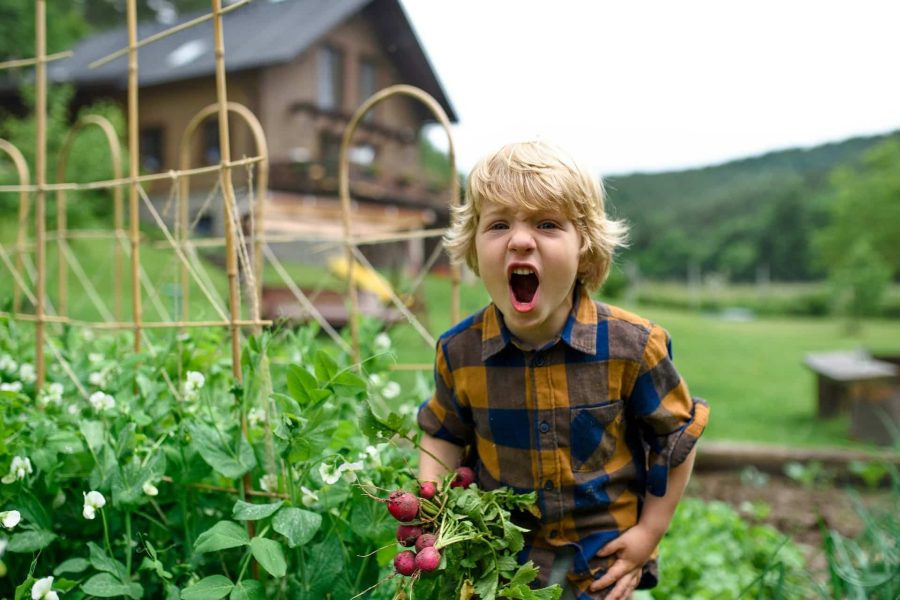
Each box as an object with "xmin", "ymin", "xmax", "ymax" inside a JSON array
[{"xmin": 444, "ymin": 140, "xmax": 628, "ymax": 290}]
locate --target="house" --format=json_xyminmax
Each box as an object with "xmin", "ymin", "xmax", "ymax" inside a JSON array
[{"xmin": 39, "ymin": 0, "xmax": 458, "ymax": 272}]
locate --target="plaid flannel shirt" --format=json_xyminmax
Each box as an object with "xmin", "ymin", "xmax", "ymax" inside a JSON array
[{"xmin": 418, "ymin": 285, "xmax": 709, "ymax": 598}]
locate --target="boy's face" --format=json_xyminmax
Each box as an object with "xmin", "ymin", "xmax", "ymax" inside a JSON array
[{"xmin": 475, "ymin": 199, "xmax": 582, "ymax": 347}]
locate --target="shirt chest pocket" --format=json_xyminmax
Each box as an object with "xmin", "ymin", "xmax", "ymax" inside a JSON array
[{"xmin": 569, "ymin": 402, "xmax": 623, "ymax": 473}]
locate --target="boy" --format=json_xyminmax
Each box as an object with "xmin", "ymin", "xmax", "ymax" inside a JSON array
[{"xmin": 417, "ymin": 141, "xmax": 709, "ymax": 599}]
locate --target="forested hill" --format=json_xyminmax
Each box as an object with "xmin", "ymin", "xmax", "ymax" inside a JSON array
[{"xmin": 604, "ymin": 131, "xmax": 899, "ymax": 281}]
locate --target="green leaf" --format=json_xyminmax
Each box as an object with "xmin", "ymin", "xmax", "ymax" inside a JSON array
[
  {"xmin": 54, "ymin": 557, "xmax": 91, "ymax": 575},
  {"xmin": 229, "ymin": 579, "xmax": 264, "ymax": 600},
  {"xmin": 88, "ymin": 542, "xmax": 128, "ymax": 581},
  {"xmin": 7, "ymin": 529, "xmax": 57, "ymax": 553},
  {"xmin": 249, "ymin": 537, "xmax": 287, "ymax": 578},
  {"xmin": 349, "ymin": 495, "xmax": 393, "ymax": 542},
  {"xmin": 81, "ymin": 573, "xmax": 142, "ymax": 598},
  {"xmin": 331, "ymin": 369, "xmax": 367, "ymax": 393},
  {"xmin": 306, "ymin": 538, "xmax": 345, "ymax": 596},
  {"xmin": 506, "ymin": 561, "xmax": 541, "ymax": 588},
  {"xmin": 474, "ymin": 567, "xmax": 498, "ymax": 600},
  {"xmin": 286, "ymin": 365, "xmax": 318, "ymax": 405},
  {"xmin": 46, "ymin": 430, "xmax": 85, "ymax": 454},
  {"xmin": 180, "ymin": 575, "xmax": 234, "ymax": 600},
  {"xmin": 232, "ymin": 499, "xmax": 283, "ymax": 521},
  {"xmin": 313, "ymin": 350, "xmax": 339, "ymax": 383},
  {"xmin": 80, "ymin": 420, "xmax": 106, "ymax": 452},
  {"xmin": 193, "ymin": 521, "xmax": 251, "ymax": 554},
  {"xmin": 272, "ymin": 507, "xmax": 322, "ymax": 548},
  {"xmin": 188, "ymin": 422, "xmax": 257, "ymax": 479}
]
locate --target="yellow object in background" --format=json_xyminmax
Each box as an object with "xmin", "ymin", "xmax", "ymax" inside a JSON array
[{"xmin": 327, "ymin": 256, "xmax": 394, "ymax": 303}]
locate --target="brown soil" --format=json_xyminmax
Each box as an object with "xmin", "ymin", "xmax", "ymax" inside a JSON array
[{"xmin": 686, "ymin": 470, "xmax": 887, "ymax": 576}]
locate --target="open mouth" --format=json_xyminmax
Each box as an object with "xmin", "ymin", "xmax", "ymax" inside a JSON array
[{"xmin": 509, "ymin": 267, "xmax": 539, "ymax": 309}]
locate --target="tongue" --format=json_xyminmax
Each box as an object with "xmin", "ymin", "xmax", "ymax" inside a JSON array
[{"xmin": 510, "ymin": 273, "xmax": 539, "ymax": 303}]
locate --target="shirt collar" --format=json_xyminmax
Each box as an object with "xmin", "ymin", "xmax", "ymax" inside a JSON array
[{"xmin": 481, "ymin": 284, "xmax": 598, "ymax": 360}]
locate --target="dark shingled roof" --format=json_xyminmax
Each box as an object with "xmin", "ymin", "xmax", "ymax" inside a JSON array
[{"xmin": 47, "ymin": 0, "xmax": 456, "ymax": 121}]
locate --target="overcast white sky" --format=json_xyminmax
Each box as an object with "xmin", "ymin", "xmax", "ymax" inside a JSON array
[{"xmin": 400, "ymin": 0, "xmax": 900, "ymax": 176}]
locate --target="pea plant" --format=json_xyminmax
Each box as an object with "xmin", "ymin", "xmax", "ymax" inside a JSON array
[{"xmin": 0, "ymin": 316, "xmax": 420, "ymax": 599}]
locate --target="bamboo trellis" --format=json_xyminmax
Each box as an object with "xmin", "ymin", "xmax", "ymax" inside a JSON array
[{"xmin": 0, "ymin": 0, "xmax": 461, "ymax": 500}]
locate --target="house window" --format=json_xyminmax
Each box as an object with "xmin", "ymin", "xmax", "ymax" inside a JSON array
[
  {"xmin": 358, "ymin": 57, "xmax": 377, "ymax": 122},
  {"xmin": 139, "ymin": 126, "xmax": 164, "ymax": 172},
  {"xmin": 202, "ymin": 120, "xmax": 220, "ymax": 165},
  {"xmin": 317, "ymin": 45, "xmax": 344, "ymax": 111}
]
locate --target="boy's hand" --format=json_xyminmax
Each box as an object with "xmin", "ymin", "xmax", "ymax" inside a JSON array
[{"xmin": 589, "ymin": 524, "xmax": 658, "ymax": 596}]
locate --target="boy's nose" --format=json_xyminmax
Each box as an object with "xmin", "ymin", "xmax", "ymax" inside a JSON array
[{"xmin": 507, "ymin": 226, "xmax": 536, "ymax": 253}]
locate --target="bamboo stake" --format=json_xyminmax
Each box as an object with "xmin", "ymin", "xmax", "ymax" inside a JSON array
[
  {"xmin": 127, "ymin": 0, "xmax": 142, "ymax": 352},
  {"xmin": 0, "ymin": 140, "xmax": 31, "ymax": 313},
  {"xmin": 0, "ymin": 50, "xmax": 71, "ymax": 71},
  {"xmin": 34, "ymin": 0, "xmax": 47, "ymax": 390},
  {"xmin": 211, "ymin": 0, "xmax": 243, "ymax": 383}
]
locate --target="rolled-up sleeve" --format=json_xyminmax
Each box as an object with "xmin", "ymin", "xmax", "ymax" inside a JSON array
[
  {"xmin": 630, "ymin": 324, "xmax": 709, "ymax": 496},
  {"xmin": 417, "ymin": 342, "xmax": 474, "ymax": 447}
]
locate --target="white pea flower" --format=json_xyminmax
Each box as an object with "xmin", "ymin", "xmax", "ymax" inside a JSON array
[
  {"xmin": 88, "ymin": 352, "xmax": 103, "ymax": 365},
  {"xmin": 247, "ymin": 407, "xmax": 266, "ymax": 428},
  {"xmin": 367, "ymin": 373, "xmax": 383, "ymax": 387},
  {"xmin": 183, "ymin": 371, "xmax": 206, "ymax": 400},
  {"xmin": 0, "ymin": 382, "xmax": 22, "ymax": 393},
  {"xmin": 37, "ymin": 383, "xmax": 64, "ymax": 408},
  {"xmin": 381, "ymin": 381, "xmax": 401, "ymax": 400},
  {"xmin": 142, "ymin": 481, "xmax": 159, "ymax": 497},
  {"xmin": 1, "ymin": 510, "xmax": 21, "ymax": 529},
  {"xmin": 81, "ymin": 329, "xmax": 95, "ymax": 342},
  {"xmin": 18, "ymin": 363, "xmax": 36, "ymax": 384},
  {"xmin": 82, "ymin": 490, "xmax": 106, "ymax": 520},
  {"xmin": 31, "ymin": 575, "xmax": 58, "ymax": 600},
  {"xmin": 374, "ymin": 332, "xmax": 391, "ymax": 352},
  {"xmin": 318, "ymin": 462, "xmax": 342, "ymax": 485},
  {"xmin": 300, "ymin": 486, "xmax": 318, "ymax": 507},
  {"xmin": 2, "ymin": 456, "xmax": 33, "ymax": 484},
  {"xmin": 0, "ymin": 354, "xmax": 16, "ymax": 374},
  {"xmin": 359, "ymin": 444, "xmax": 384, "ymax": 468},
  {"xmin": 340, "ymin": 460, "xmax": 364, "ymax": 482},
  {"xmin": 398, "ymin": 402, "xmax": 417, "ymax": 417},
  {"xmin": 186, "ymin": 371, "xmax": 205, "ymax": 390},
  {"xmin": 88, "ymin": 372, "xmax": 104, "ymax": 387},
  {"xmin": 67, "ymin": 404, "xmax": 79, "ymax": 415},
  {"xmin": 259, "ymin": 473, "xmax": 277, "ymax": 493},
  {"xmin": 89, "ymin": 391, "xmax": 115, "ymax": 412}
]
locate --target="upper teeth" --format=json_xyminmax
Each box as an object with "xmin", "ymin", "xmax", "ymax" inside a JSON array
[{"xmin": 511, "ymin": 268, "xmax": 534, "ymax": 275}]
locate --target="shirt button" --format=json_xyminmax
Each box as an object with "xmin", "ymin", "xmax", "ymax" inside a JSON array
[
  {"xmin": 544, "ymin": 480, "xmax": 554, "ymax": 491},
  {"xmin": 534, "ymin": 356, "xmax": 545, "ymax": 367},
  {"xmin": 548, "ymin": 529, "xmax": 558, "ymax": 539},
  {"xmin": 539, "ymin": 421, "xmax": 550, "ymax": 433}
]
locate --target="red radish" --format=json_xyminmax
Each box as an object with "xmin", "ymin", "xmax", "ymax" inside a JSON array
[
  {"xmin": 415, "ymin": 546, "xmax": 441, "ymax": 572},
  {"xmin": 387, "ymin": 490, "xmax": 420, "ymax": 522},
  {"xmin": 418, "ymin": 480, "xmax": 437, "ymax": 500},
  {"xmin": 451, "ymin": 466, "xmax": 476, "ymax": 489},
  {"xmin": 394, "ymin": 550, "xmax": 417, "ymax": 576},
  {"xmin": 415, "ymin": 533, "xmax": 436, "ymax": 552},
  {"xmin": 396, "ymin": 524, "xmax": 423, "ymax": 547}
]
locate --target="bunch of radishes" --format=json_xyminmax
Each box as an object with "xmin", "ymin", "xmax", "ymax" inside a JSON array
[{"xmin": 388, "ymin": 466, "xmax": 475, "ymax": 577}]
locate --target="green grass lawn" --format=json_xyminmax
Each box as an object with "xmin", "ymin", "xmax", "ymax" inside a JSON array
[{"xmin": 610, "ymin": 302, "xmax": 900, "ymax": 449}]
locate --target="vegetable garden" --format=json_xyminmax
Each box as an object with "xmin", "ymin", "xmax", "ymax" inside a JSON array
[{"xmin": 1, "ymin": 1, "xmax": 898, "ymax": 599}]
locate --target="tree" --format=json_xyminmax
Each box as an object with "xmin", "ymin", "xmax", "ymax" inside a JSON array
[{"xmin": 814, "ymin": 138, "xmax": 900, "ymax": 278}]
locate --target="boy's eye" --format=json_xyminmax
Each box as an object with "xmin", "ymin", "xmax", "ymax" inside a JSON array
[
  {"xmin": 537, "ymin": 221, "xmax": 559, "ymax": 230},
  {"xmin": 486, "ymin": 222, "xmax": 508, "ymax": 231}
]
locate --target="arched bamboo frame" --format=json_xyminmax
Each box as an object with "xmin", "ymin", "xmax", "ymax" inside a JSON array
[
  {"xmin": 339, "ymin": 84, "xmax": 460, "ymax": 365},
  {"xmin": 178, "ymin": 101, "xmax": 268, "ymax": 326},
  {"xmin": 0, "ymin": 139, "xmax": 31, "ymax": 314},
  {"xmin": 55, "ymin": 115, "xmax": 125, "ymax": 319}
]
